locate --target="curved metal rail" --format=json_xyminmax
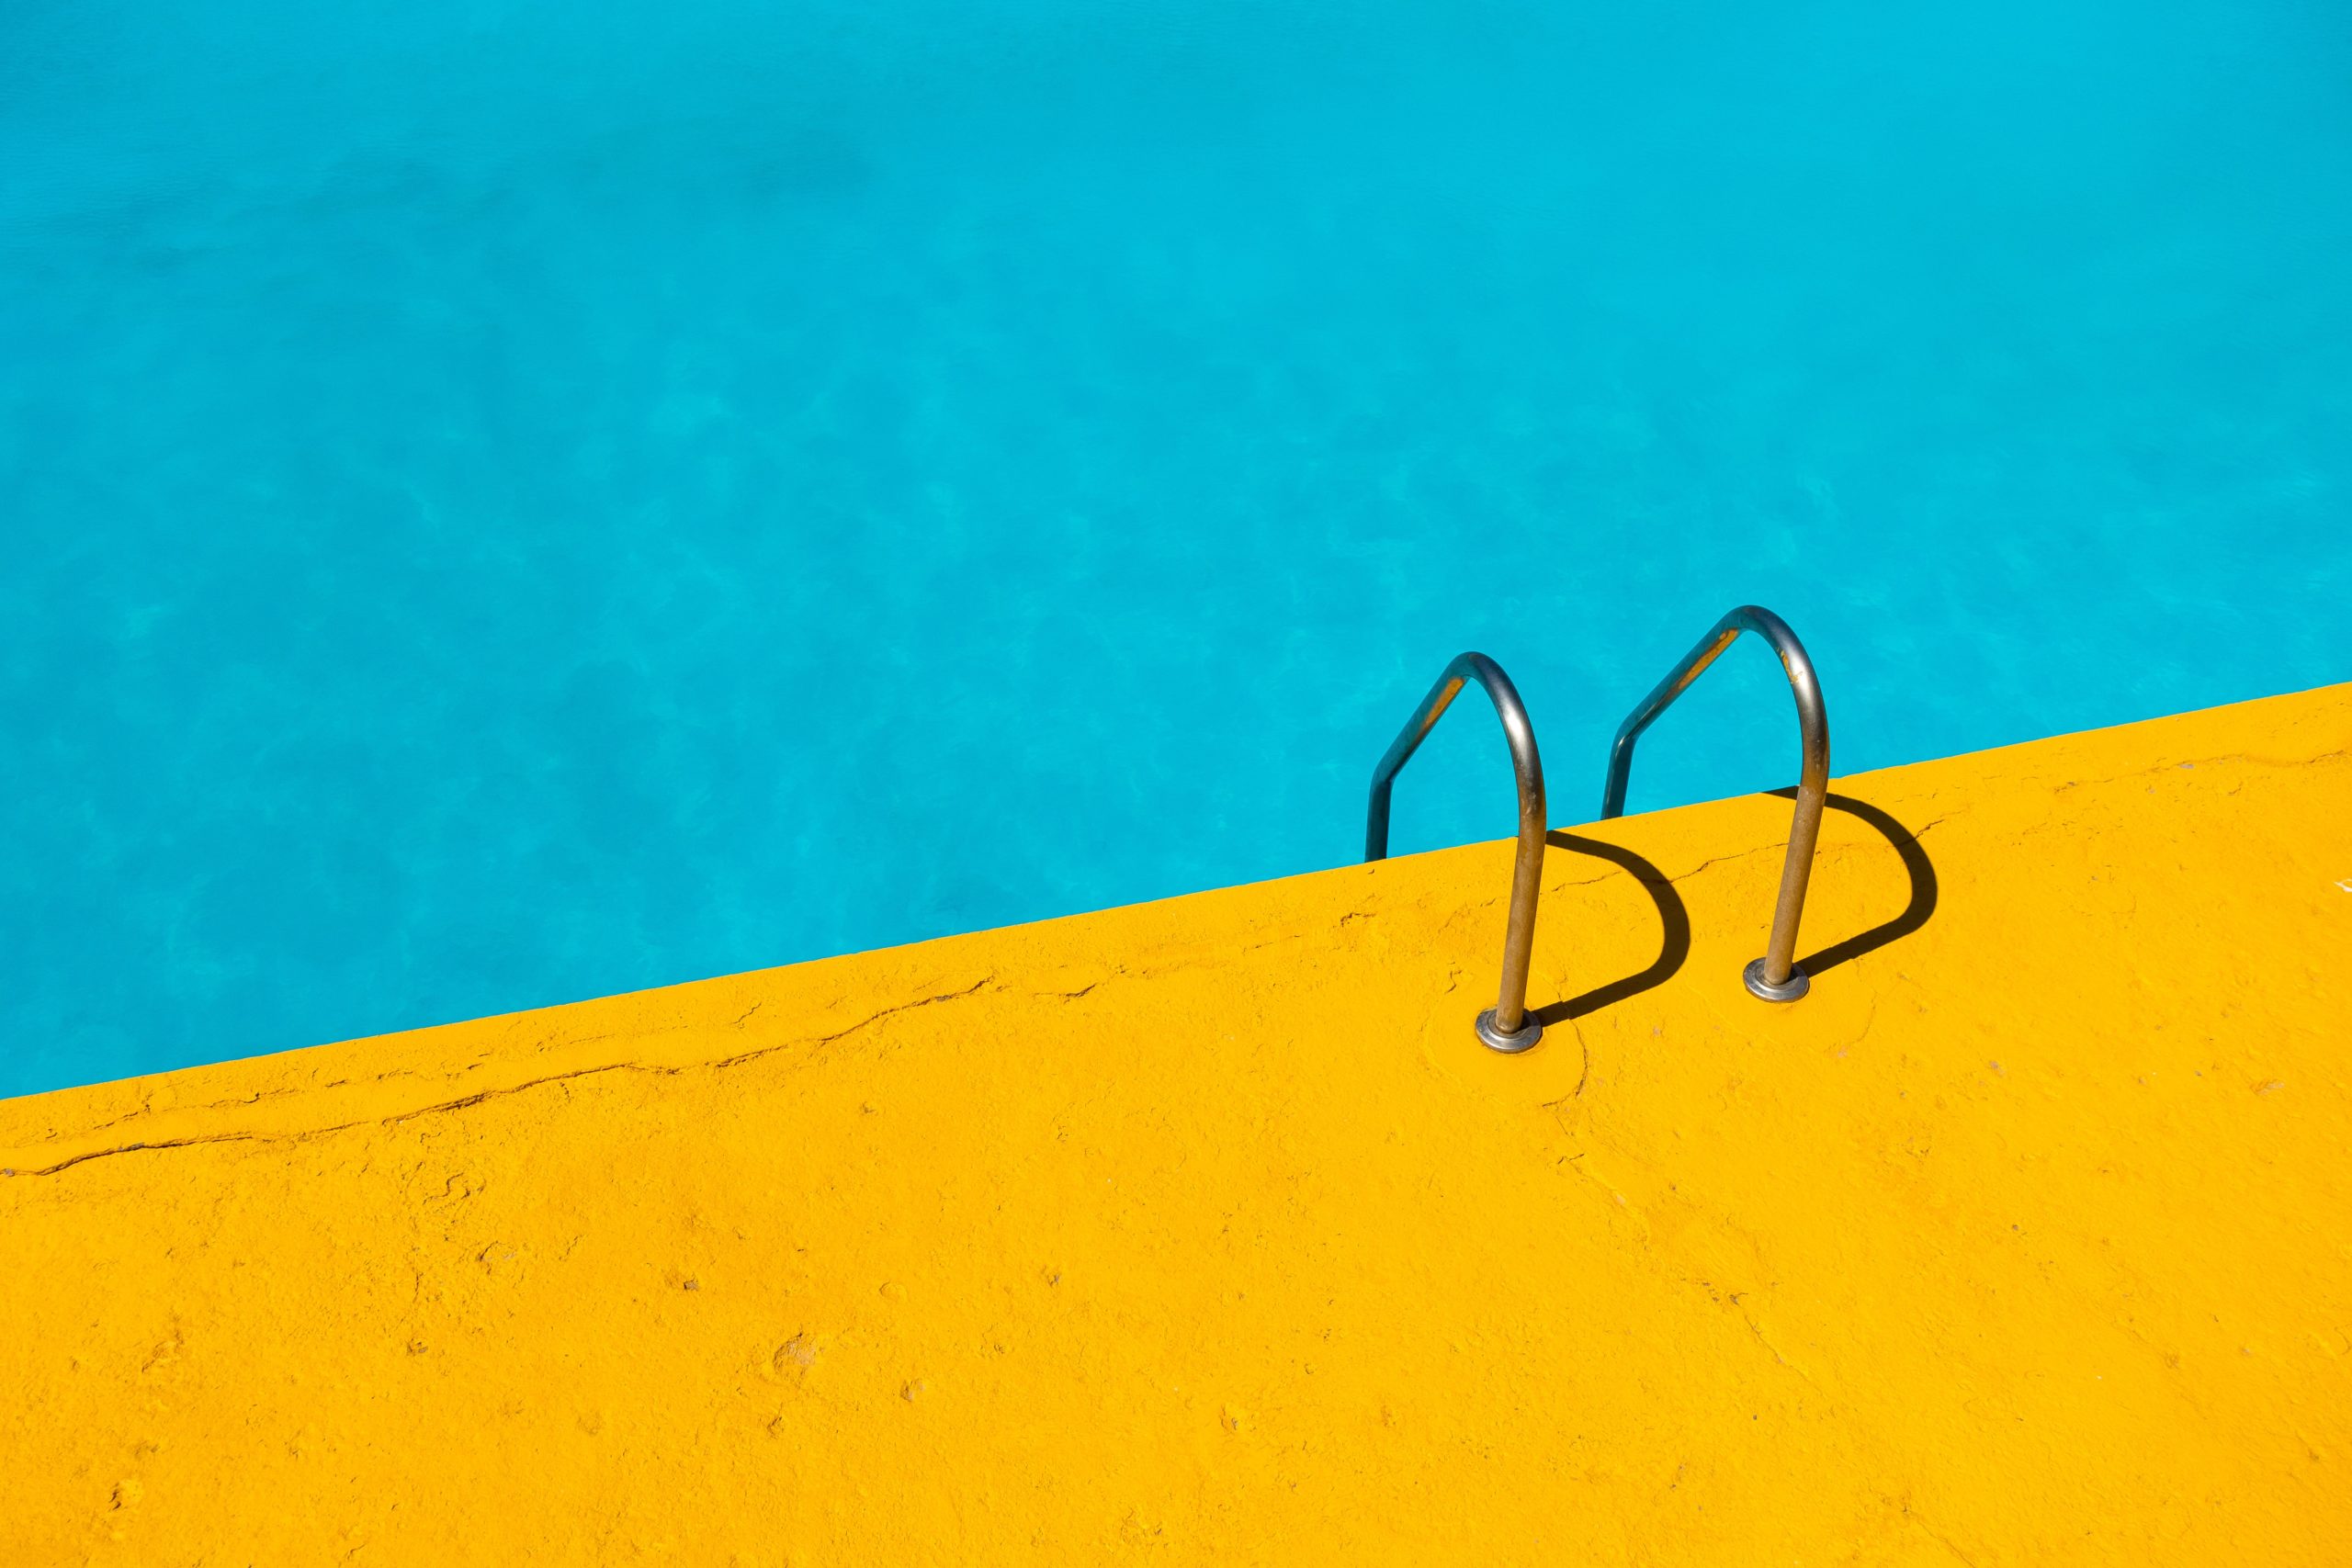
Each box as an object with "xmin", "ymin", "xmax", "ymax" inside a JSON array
[
  {"xmin": 1600, "ymin": 606, "xmax": 1829, "ymax": 1001},
  {"xmin": 1366, "ymin": 653, "xmax": 1548, "ymax": 1052}
]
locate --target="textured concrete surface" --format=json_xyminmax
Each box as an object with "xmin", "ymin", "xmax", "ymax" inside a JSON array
[{"xmin": 3, "ymin": 684, "xmax": 2347, "ymax": 1564}]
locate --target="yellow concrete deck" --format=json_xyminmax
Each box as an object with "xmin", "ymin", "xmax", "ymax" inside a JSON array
[{"xmin": 4, "ymin": 685, "xmax": 2348, "ymax": 1565}]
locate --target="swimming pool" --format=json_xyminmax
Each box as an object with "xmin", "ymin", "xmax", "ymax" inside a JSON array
[{"xmin": 4, "ymin": 0, "xmax": 2347, "ymax": 1097}]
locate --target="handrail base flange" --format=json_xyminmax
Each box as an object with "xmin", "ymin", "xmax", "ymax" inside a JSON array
[
  {"xmin": 1475, "ymin": 1010, "xmax": 1544, "ymax": 1054},
  {"xmin": 1742, "ymin": 958, "xmax": 1811, "ymax": 1003}
]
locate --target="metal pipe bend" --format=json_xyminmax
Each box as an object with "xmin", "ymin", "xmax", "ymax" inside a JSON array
[
  {"xmin": 1365, "ymin": 653, "xmax": 1548, "ymax": 1051},
  {"xmin": 1599, "ymin": 606, "xmax": 1829, "ymax": 1001}
]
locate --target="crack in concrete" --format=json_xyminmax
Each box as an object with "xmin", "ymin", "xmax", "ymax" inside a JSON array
[
  {"xmin": 2049, "ymin": 747, "xmax": 2349, "ymax": 796},
  {"xmin": 1733, "ymin": 1303, "xmax": 1826, "ymax": 1394},
  {"xmin": 1905, "ymin": 1509, "xmax": 1983, "ymax": 1565},
  {"xmin": 21, "ymin": 1129, "xmax": 273, "ymax": 1177},
  {"xmin": 13, "ymin": 977, "xmax": 1001, "ymax": 1179}
]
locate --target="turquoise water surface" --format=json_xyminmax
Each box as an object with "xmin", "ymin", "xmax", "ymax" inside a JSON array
[{"xmin": 5, "ymin": 0, "xmax": 2348, "ymax": 1096}]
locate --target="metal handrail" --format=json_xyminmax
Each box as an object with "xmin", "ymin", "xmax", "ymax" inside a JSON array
[
  {"xmin": 1366, "ymin": 652, "xmax": 1547, "ymax": 1052},
  {"xmin": 1600, "ymin": 605, "xmax": 1828, "ymax": 1002}
]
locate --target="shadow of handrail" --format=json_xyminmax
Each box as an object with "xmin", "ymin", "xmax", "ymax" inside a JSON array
[
  {"xmin": 1531, "ymin": 831, "xmax": 1690, "ymax": 1025},
  {"xmin": 1769, "ymin": 788, "xmax": 1939, "ymax": 977},
  {"xmin": 1527, "ymin": 791, "xmax": 1939, "ymax": 1024}
]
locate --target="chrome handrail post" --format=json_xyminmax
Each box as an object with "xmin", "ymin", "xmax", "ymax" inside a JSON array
[
  {"xmin": 1599, "ymin": 606, "xmax": 1829, "ymax": 1002},
  {"xmin": 1365, "ymin": 653, "xmax": 1548, "ymax": 1053}
]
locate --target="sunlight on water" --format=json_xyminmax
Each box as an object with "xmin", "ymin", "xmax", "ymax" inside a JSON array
[{"xmin": 3, "ymin": 0, "xmax": 2347, "ymax": 1091}]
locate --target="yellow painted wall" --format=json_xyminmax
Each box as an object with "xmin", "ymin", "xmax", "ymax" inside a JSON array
[{"xmin": 3, "ymin": 685, "xmax": 2347, "ymax": 1564}]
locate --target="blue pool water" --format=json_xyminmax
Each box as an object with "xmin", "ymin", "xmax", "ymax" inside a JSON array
[{"xmin": 4, "ymin": 0, "xmax": 2348, "ymax": 1096}]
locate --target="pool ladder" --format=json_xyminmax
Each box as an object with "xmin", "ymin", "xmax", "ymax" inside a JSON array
[{"xmin": 1365, "ymin": 606, "xmax": 1829, "ymax": 1052}]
